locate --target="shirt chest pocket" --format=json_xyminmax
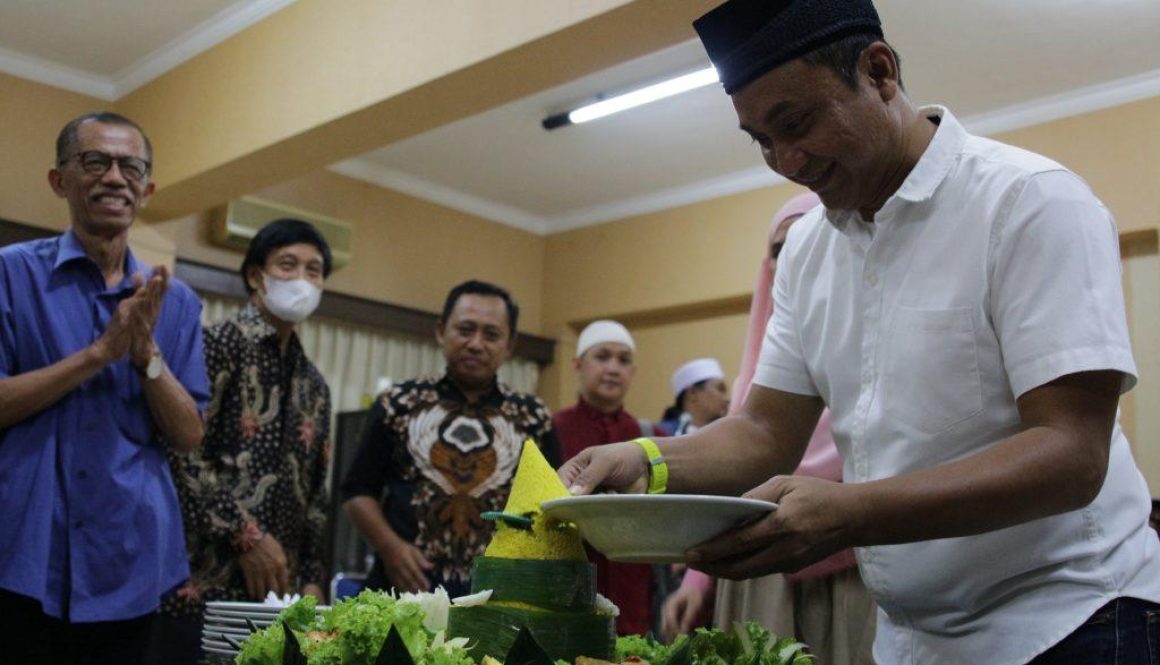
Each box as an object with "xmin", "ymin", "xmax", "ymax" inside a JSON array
[{"xmin": 881, "ymin": 306, "xmax": 983, "ymax": 435}]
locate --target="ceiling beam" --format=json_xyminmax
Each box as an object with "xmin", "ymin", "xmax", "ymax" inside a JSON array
[{"xmin": 115, "ymin": 0, "xmax": 719, "ymax": 222}]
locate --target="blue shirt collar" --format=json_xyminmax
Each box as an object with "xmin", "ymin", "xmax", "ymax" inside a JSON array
[{"xmin": 53, "ymin": 228, "xmax": 144, "ymax": 291}]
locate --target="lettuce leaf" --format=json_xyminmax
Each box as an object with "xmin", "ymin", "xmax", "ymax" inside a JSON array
[
  {"xmin": 234, "ymin": 590, "xmax": 474, "ymax": 665},
  {"xmin": 238, "ymin": 596, "xmax": 808, "ymax": 665},
  {"xmin": 236, "ymin": 621, "xmax": 288, "ymax": 665},
  {"xmin": 615, "ymin": 633, "xmax": 686, "ymax": 664},
  {"xmin": 281, "ymin": 596, "xmax": 319, "ymax": 632},
  {"xmin": 615, "ymin": 623, "xmax": 811, "ymax": 665}
]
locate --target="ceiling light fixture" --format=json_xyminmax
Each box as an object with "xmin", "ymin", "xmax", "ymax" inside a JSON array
[{"xmin": 542, "ymin": 66, "xmax": 719, "ymax": 130}]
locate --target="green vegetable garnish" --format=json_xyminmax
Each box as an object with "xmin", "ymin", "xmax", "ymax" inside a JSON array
[
  {"xmin": 236, "ymin": 594, "xmax": 810, "ymax": 665},
  {"xmin": 235, "ymin": 591, "xmax": 474, "ymax": 665},
  {"xmin": 614, "ymin": 623, "xmax": 812, "ymax": 665}
]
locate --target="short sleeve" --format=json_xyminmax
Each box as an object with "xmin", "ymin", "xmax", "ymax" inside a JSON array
[
  {"xmin": 0, "ymin": 252, "xmax": 20, "ymax": 380},
  {"xmin": 165, "ymin": 288, "xmax": 210, "ymax": 410},
  {"xmin": 0, "ymin": 281, "xmax": 13, "ymax": 379},
  {"xmin": 752, "ymin": 226, "xmax": 818, "ymax": 396},
  {"xmin": 990, "ymin": 170, "xmax": 1136, "ymax": 398},
  {"xmin": 339, "ymin": 396, "xmax": 396, "ymax": 501}
]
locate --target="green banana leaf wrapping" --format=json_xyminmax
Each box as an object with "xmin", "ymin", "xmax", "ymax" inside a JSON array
[{"xmin": 470, "ymin": 557, "xmax": 596, "ymax": 611}]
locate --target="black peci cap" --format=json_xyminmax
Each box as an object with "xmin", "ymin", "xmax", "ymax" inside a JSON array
[{"xmin": 694, "ymin": 0, "xmax": 884, "ymax": 94}]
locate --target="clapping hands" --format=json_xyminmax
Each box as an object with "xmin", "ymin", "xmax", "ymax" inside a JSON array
[{"xmin": 93, "ymin": 265, "xmax": 169, "ymax": 370}]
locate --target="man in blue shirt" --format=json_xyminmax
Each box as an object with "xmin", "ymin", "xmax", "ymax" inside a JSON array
[{"xmin": 0, "ymin": 112, "xmax": 209, "ymax": 665}]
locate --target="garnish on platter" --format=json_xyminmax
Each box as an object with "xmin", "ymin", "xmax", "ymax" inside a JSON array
[
  {"xmin": 233, "ymin": 439, "xmax": 812, "ymax": 664},
  {"xmin": 234, "ymin": 589, "xmax": 471, "ymax": 665},
  {"xmin": 614, "ymin": 623, "xmax": 813, "ymax": 665}
]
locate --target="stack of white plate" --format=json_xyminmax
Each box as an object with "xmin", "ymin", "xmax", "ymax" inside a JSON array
[
  {"xmin": 201, "ymin": 601, "xmax": 285, "ymax": 658},
  {"xmin": 201, "ymin": 600, "xmax": 331, "ymax": 659}
]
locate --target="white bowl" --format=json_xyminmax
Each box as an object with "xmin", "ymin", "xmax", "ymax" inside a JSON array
[{"xmin": 540, "ymin": 494, "xmax": 776, "ymax": 563}]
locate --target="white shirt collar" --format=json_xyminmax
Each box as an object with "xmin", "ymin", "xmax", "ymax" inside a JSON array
[{"xmin": 824, "ymin": 105, "xmax": 967, "ymax": 233}]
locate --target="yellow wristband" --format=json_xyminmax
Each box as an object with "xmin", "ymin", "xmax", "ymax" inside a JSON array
[{"xmin": 632, "ymin": 437, "xmax": 668, "ymax": 494}]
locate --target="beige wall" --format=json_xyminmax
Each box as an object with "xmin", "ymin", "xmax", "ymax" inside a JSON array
[
  {"xmin": 0, "ymin": 72, "xmax": 177, "ymax": 269},
  {"xmin": 627, "ymin": 312, "xmax": 753, "ymax": 423},
  {"xmin": 1121, "ymin": 232, "xmax": 1160, "ymax": 494},
  {"xmin": 116, "ymin": 0, "xmax": 718, "ymax": 221},
  {"xmin": 1, "ymin": 31, "xmax": 1157, "ymax": 484},
  {"xmin": 994, "ymin": 97, "xmax": 1160, "ymax": 234},
  {"xmin": 0, "ymin": 72, "xmax": 103, "ymax": 233},
  {"xmin": 539, "ymin": 98, "xmax": 1160, "ymax": 492},
  {"xmin": 538, "ymin": 183, "xmax": 804, "ymax": 409},
  {"xmin": 152, "ymin": 171, "xmax": 547, "ymax": 334},
  {"xmin": 0, "ymin": 71, "xmax": 546, "ymax": 331}
]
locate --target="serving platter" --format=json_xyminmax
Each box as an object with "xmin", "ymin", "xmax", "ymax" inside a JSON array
[{"xmin": 541, "ymin": 494, "xmax": 776, "ymax": 563}]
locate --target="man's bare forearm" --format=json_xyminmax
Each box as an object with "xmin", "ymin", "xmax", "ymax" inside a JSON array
[
  {"xmin": 663, "ymin": 387, "xmax": 825, "ymax": 496},
  {"xmin": 344, "ymin": 496, "xmax": 406, "ymax": 553},
  {"xmin": 141, "ymin": 365, "xmax": 204, "ymax": 452},
  {"xmin": 849, "ymin": 425, "xmax": 1107, "ymax": 547},
  {"xmin": 847, "ymin": 371, "xmax": 1117, "ymax": 547}
]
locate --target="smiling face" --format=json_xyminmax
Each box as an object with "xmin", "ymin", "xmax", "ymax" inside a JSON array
[
  {"xmin": 48, "ymin": 121, "xmax": 154, "ymax": 237},
  {"xmin": 436, "ymin": 293, "xmax": 514, "ymax": 393},
  {"xmin": 575, "ymin": 342, "xmax": 636, "ymax": 410},
  {"xmin": 732, "ymin": 43, "xmax": 905, "ymax": 214}
]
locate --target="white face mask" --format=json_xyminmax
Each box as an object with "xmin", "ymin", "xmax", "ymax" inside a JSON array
[{"xmin": 261, "ymin": 273, "xmax": 322, "ymax": 323}]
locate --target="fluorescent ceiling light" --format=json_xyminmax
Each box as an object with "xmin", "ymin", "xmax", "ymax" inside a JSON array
[{"xmin": 543, "ymin": 66, "xmax": 718, "ymax": 130}]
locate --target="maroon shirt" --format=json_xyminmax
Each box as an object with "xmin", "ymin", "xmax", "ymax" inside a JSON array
[{"xmin": 552, "ymin": 398, "xmax": 653, "ymax": 636}]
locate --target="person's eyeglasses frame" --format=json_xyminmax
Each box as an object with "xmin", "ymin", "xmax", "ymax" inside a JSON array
[{"xmin": 59, "ymin": 150, "xmax": 152, "ymax": 182}]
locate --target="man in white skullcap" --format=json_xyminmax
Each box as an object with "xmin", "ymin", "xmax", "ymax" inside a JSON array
[
  {"xmin": 551, "ymin": 320, "xmax": 657, "ymax": 635},
  {"xmin": 668, "ymin": 358, "xmax": 729, "ymax": 435}
]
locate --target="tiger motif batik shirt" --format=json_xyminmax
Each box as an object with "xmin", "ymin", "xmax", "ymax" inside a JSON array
[{"xmin": 340, "ymin": 373, "xmax": 558, "ymax": 596}]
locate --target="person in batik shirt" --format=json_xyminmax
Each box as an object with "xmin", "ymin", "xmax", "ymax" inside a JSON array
[
  {"xmin": 145, "ymin": 220, "xmax": 333, "ymax": 665},
  {"xmin": 341, "ymin": 280, "xmax": 559, "ymax": 598}
]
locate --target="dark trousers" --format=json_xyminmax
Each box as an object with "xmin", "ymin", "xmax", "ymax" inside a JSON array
[
  {"xmin": 0, "ymin": 588, "xmax": 153, "ymax": 665},
  {"xmin": 1031, "ymin": 596, "xmax": 1160, "ymax": 664},
  {"xmin": 141, "ymin": 612, "xmax": 203, "ymax": 665}
]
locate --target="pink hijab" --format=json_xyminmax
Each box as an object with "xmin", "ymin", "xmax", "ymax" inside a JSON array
[
  {"xmin": 683, "ymin": 192, "xmax": 853, "ymax": 594},
  {"xmin": 729, "ymin": 191, "xmax": 822, "ymax": 413}
]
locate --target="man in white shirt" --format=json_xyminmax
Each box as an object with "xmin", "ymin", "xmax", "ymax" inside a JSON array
[{"xmin": 558, "ymin": 0, "xmax": 1160, "ymax": 662}]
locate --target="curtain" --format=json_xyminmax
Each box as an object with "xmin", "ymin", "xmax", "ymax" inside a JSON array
[{"xmin": 199, "ymin": 294, "xmax": 541, "ymax": 417}]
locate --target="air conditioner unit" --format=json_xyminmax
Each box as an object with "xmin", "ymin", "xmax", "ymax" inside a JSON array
[{"xmin": 210, "ymin": 196, "xmax": 352, "ymax": 269}]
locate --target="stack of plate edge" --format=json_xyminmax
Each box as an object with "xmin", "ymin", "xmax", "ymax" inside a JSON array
[
  {"xmin": 202, "ymin": 601, "xmax": 286, "ymax": 657},
  {"xmin": 200, "ymin": 601, "xmax": 333, "ymax": 657}
]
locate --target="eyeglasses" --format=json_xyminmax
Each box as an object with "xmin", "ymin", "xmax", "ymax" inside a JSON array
[{"xmin": 61, "ymin": 150, "xmax": 151, "ymax": 182}]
